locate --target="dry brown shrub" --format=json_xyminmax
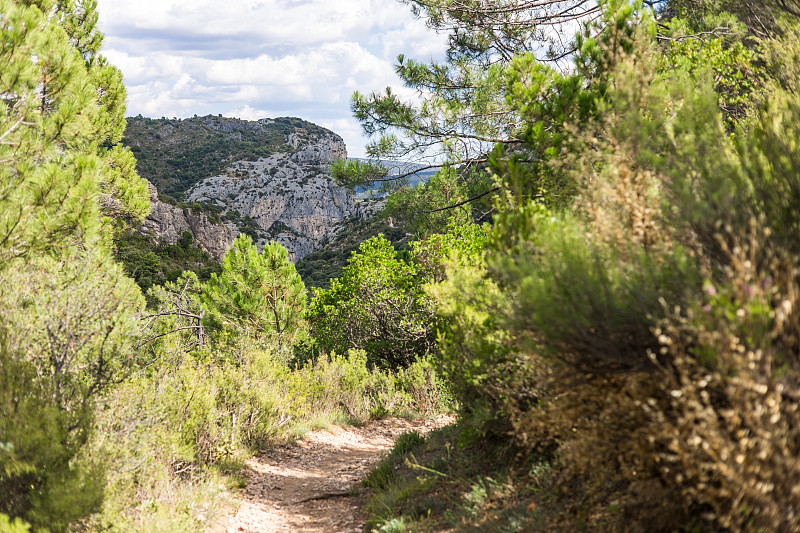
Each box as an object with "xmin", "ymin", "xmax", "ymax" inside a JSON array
[
  {"xmin": 573, "ymin": 136, "xmax": 668, "ymax": 255},
  {"xmin": 507, "ymin": 366, "xmax": 697, "ymax": 532},
  {"xmin": 562, "ymin": 42, "xmax": 676, "ymax": 260},
  {"xmin": 648, "ymin": 222, "xmax": 800, "ymax": 532},
  {"xmin": 507, "ymin": 220, "xmax": 800, "ymax": 532}
]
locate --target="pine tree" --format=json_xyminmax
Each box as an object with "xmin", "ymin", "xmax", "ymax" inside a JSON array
[
  {"xmin": 0, "ymin": 1, "xmax": 148, "ymax": 527},
  {"xmin": 0, "ymin": 0, "xmax": 149, "ymax": 264},
  {"xmin": 336, "ymin": 0, "xmax": 604, "ymax": 193},
  {"xmin": 0, "ymin": 0, "xmax": 147, "ymax": 392},
  {"xmin": 202, "ymin": 235, "xmax": 307, "ymax": 349},
  {"xmin": 339, "ymin": 0, "xmax": 795, "ymax": 216}
]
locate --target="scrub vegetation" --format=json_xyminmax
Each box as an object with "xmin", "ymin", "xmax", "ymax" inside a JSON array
[{"xmin": 4, "ymin": 0, "xmax": 800, "ymax": 532}]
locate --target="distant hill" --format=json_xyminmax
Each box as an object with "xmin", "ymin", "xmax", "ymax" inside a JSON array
[
  {"xmin": 119, "ymin": 115, "xmax": 433, "ymax": 291},
  {"xmin": 123, "ymin": 115, "xmax": 334, "ymax": 200},
  {"xmin": 350, "ymin": 158, "xmax": 438, "ymax": 199},
  {"xmin": 121, "ymin": 114, "xmax": 385, "ymax": 263}
]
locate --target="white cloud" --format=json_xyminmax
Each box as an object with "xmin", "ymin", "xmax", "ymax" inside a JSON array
[
  {"xmin": 98, "ymin": 0, "xmax": 422, "ymax": 49},
  {"xmin": 224, "ymin": 105, "xmax": 274, "ymax": 121},
  {"xmin": 96, "ymin": 0, "xmax": 448, "ymax": 156}
]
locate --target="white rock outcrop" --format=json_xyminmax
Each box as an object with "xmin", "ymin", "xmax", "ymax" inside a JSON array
[
  {"xmin": 140, "ymin": 183, "xmax": 239, "ymax": 260},
  {"xmin": 185, "ymin": 134, "xmax": 382, "ymax": 260},
  {"xmin": 143, "ymin": 129, "xmax": 383, "ymax": 262}
]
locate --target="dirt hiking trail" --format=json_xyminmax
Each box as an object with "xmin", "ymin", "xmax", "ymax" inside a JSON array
[{"xmin": 216, "ymin": 415, "xmax": 453, "ymax": 533}]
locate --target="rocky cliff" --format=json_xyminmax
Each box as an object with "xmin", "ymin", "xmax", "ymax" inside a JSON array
[
  {"xmin": 185, "ymin": 153, "xmax": 384, "ymax": 260},
  {"xmin": 139, "ymin": 182, "xmax": 239, "ymax": 260},
  {"xmin": 126, "ymin": 115, "xmax": 384, "ymax": 261}
]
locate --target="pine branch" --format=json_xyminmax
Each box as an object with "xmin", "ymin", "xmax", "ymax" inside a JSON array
[{"xmin": 423, "ymin": 186, "xmax": 500, "ymax": 213}]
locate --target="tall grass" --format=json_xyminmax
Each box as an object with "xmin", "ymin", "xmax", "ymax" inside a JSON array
[{"xmin": 86, "ymin": 349, "xmax": 447, "ymax": 531}]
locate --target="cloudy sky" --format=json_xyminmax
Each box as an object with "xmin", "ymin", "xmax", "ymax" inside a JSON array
[{"xmin": 94, "ymin": 0, "xmax": 449, "ymax": 158}]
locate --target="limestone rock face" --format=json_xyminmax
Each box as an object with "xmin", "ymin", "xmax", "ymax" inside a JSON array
[
  {"xmin": 140, "ymin": 183, "xmax": 238, "ymax": 260},
  {"xmin": 288, "ymin": 132, "xmax": 347, "ymax": 165},
  {"xmin": 139, "ymin": 124, "xmax": 383, "ymax": 262},
  {"xmin": 185, "ymin": 142, "xmax": 383, "ymax": 261}
]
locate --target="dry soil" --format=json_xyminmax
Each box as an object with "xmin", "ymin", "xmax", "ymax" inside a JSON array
[{"xmin": 215, "ymin": 415, "xmax": 453, "ymax": 533}]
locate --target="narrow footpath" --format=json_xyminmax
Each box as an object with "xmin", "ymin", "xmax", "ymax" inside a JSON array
[{"xmin": 216, "ymin": 415, "xmax": 452, "ymax": 533}]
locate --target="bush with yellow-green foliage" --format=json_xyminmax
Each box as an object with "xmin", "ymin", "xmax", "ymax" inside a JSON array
[
  {"xmin": 88, "ymin": 347, "xmax": 446, "ymax": 532},
  {"xmin": 427, "ymin": 2, "xmax": 800, "ymax": 531},
  {"xmin": 0, "ymin": 514, "xmax": 31, "ymax": 533},
  {"xmin": 0, "ymin": 338, "xmax": 105, "ymax": 533},
  {"xmin": 308, "ymin": 235, "xmax": 440, "ymax": 370}
]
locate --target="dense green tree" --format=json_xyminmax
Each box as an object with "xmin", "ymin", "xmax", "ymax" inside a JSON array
[
  {"xmin": 0, "ymin": 0, "xmax": 148, "ymax": 528},
  {"xmin": 51, "ymin": 0, "xmax": 149, "ymax": 223},
  {"xmin": 202, "ymin": 235, "xmax": 307, "ymax": 349},
  {"xmin": 1, "ymin": 0, "xmax": 102, "ymax": 262},
  {"xmin": 0, "ymin": 0, "xmax": 148, "ymax": 401},
  {"xmin": 308, "ymin": 235, "xmax": 437, "ymax": 369},
  {"xmin": 308, "ymin": 222, "xmax": 486, "ymax": 369}
]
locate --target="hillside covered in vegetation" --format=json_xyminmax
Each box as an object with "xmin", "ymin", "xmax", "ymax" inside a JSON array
[
  {"xmin": 123, "ymin": 115, "xmax": 333, "ymax": 200},
  {"xmin": 4, "ymin": 0, "xmax": 800, "ymax": 532}
]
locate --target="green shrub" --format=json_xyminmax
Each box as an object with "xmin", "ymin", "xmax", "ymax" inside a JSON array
[
  {"xmin": 308, "ymin": 236, "xmax": 439, "ymax": 370},
  {"xmin": 90, "ymin": 345, "xmax": 447, "ymax": 530},
  {"xmin": 393, "ymin": 432, "xmax": 425, "ymax": 454},
  {"xmin": 0, "ymin": 340, "xmax": 104, "ymax": 532},
  {"xmin": 308, "ymin": 221, "xmax": 488, "ymax": 371},
  {"xmin": 0, "ymin": 515, "xmax": 30, "ymax": 533},
  {"xmin": 364, "ymin": 431, "xmax": 425, "ymax": 490}
]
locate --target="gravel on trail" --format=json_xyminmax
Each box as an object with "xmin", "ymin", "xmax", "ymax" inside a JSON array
[{"xmin": 213, "ymin": 415, "xmax": 453, "ymax": 533}]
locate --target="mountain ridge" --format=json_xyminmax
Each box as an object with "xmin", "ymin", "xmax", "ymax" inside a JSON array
[{"xmin": 123, "ymin": 115, "xmax": 385, "ymax": 262}]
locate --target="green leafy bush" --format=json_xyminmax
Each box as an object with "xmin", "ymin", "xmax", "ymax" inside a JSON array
[
  {"xmin": 296, "ymin": 216, "xmax": 410, "ymax": 290},
  {"xmin": 0, "ymin": 339, "xmax": 104, "ymax": 532},
  {"xmin": 0, "ymin": 249, "xmax": 144, "ymax": 412},
  {"xmin": 308, "ymin": 221, "xmax": 488, "ymax": 371},
  {"xmin": 308, "ymin": 235, "xmax": 438, "ymax": 369},
  {"xmin": 0, "ymin": 515, "xmax": 30, "ymax": 533}
]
